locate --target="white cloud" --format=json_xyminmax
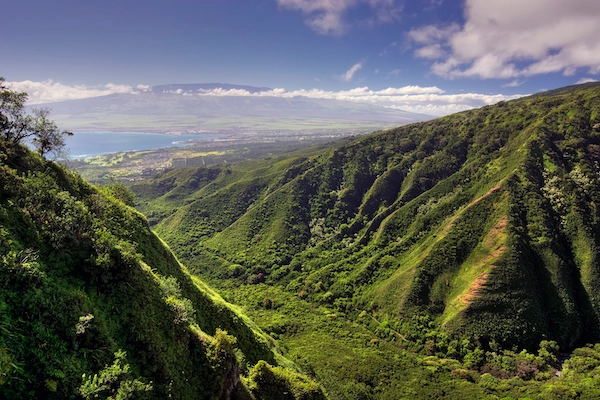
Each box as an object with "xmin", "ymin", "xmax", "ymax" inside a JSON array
[
  {"xmin": 408, "ymin": 24, "xmax": 459, "ymax": 60},
  {"xmin": 277, "ymin": 0, "xmax": 401, "ymax": 35},
  {"xmin": 408, "ymin": 24, "xmax": 460, "ymax": 46},
  {"xmin": 414, "ymin": 44, "xmax": 445, "ymax": 59},
  {"xmin": 8, "ymin": 79, "xmax": 524, "ymax": 117},
  {"xmin": 576, "ymin": 77, "xmax": 598, "ymax": 84},
  {"xmin": 6, "ymin": 80, "xmax": 143, "ymax": 104},
  {"xmin": 195, "ymin": 88, "xmax": 257, "ymax": 96},
  {"xmin": 502, "ymin": 80, "xmax": 523, "ymax": 88},
  {"xmin": 410, "ymin": 0, "xmax": 600, "ymax": 79},
  {"xmin": 104, "ymin": 83, "xmax": 134, "ymax": 92},
  {"xmin": 341, "ymin": 62, "xmax": 363, "ymax": 82},
  {"xmin": 190, "ymin": 84, "xmax": 520, "ymax": 116}
]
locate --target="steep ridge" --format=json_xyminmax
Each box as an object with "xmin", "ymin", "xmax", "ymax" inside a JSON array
[
  {"xmin": 135, "ymin": 82, "xmax": 600, "ymax": 353},
  {"xmin": 0, "ymin": 143, "xmax": 325, "ymax": 399}
]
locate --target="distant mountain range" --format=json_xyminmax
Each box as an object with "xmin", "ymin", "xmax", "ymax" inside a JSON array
[
  {"xmin": 35, "ymin": 83, "xmax": 433, "ymax": 132},
  {"xmin": 151, "ymin": 83, "xmax": 273, "ymax": 94}
]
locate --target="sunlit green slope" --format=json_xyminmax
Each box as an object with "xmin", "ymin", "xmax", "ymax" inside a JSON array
[
  {"xmin": 135, "ymin": 82, "xmax": 600, "ymax": 352},
  {"xmin": 0, "ymin": 143, "xmax": 325, "ymax": 399}
]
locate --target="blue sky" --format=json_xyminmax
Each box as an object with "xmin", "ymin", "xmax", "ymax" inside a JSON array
[{"xmin": 3, "ymin": 0, "xmax": 600, "ymax": 115}]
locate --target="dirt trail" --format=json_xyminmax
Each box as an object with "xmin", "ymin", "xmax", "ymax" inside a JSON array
[
  {"xmin": 420, "ymin": 184, "xmax": 504, "ymax": 262},
  {"xmin": 468, "ymin": 183, "xmax": 502, "ymax": 208},
  {"xmin": 461, "ymin": 215, "xmax": 508, "ymax": 306}
]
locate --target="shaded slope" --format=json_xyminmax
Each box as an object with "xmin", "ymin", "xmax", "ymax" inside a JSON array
[{"xmin": 0, "ymin": 144, "xmax": 325, "ymax": 399}]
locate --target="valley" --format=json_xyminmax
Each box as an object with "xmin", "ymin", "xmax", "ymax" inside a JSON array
[
  {"xmin": 131, "ymin": 82, "xmax": 600, "ymax": 398},
  {"xmin": 4, "ymin": 81, "xmax": 600, "ymax": 399},
  {"xmin": 6, "ymin": 0, "xmax": 600, "ymax": 398}
]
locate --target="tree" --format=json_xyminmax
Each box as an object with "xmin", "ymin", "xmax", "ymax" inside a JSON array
[
  {"xmin": 0, "ymin": 77, "xmax": 72, "ymax": 158},
  {"xmin": 0, "ymin": 77, "xmax": 30, "ymax": 143},
  {"xmin": 30, "ymin": 108, "xmax": 73, "ymax": 158}
]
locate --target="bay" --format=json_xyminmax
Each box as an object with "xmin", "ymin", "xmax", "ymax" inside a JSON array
[{"xmin": 65, "ymin": 131, "xmax": 224, "ymax": 158}]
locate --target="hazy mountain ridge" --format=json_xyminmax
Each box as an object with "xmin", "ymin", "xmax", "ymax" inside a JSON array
[
  {"xmin": 33, "ymin": 83, "xmax": 432, "ymax": 132},
  {"xmin": 151, "ymin": 83, "xmax": 273, "ymax": 94}
]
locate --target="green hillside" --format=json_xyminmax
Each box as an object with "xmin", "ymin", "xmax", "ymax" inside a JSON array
[
  {"xmin": 0, "ymin": 141, "xmax": 325, "ymax": 398},
  {"xmin": 134, "ymin": 82, "xmax": 600, "ymax": 398}
]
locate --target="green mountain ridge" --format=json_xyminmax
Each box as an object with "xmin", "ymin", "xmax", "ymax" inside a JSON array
[
  {"xmin": 131, "ymin": 82, "xmax": 600, "ymax": 397},
  {"xmin": 0, "ymin": 143, "xmax": 325, "ymax": 399}
]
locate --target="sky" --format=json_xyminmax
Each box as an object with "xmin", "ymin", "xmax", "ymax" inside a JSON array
[{"xmin": 2, "ymin": 0, "xmax": 600, "ymax": 116}]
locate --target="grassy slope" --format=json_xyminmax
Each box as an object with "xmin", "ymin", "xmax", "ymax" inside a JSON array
[
  {"xmin": 0, "ymin": 144, "xmax": 324, "ymax": 399},
  {"xmin": 134, "ymin": 83, "xmax": 600, "ymax": 398}
]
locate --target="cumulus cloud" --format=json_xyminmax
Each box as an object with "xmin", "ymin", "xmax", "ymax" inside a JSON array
[
  {"xmin": 414, "ymin": 44, "xmax": 445, "ymax": 59},
  {"xmin": 408, "ymin": 24, "xmax": 460, "ymax": 45},
  {"xmin": 576, "ymin": 77, "xmax": 598, "ymax": 84},
  {"xmin": 191, "ymin": 84, "xmax": 521, "ymax": 116},
  {"xmin": 408, "ymin": 24, "xmax": 459, "ymax": 60},
  {"xmin": 341, "ymin": 62, "xmax": 363, "ymax": 82},
  {"xmin": 6, "ymin": 80, "xmax": 144, "ymax": 104},
  {"xmin": 277, "ymin": 0, "xmax": 402, "ymax": 35},
  {"xmin": 502, "ymin": 80, "xmax": 523, "ymax": 88},
  {"xmin": 409, "ymin": 0, "xmax": 600, "ymax": 79}
]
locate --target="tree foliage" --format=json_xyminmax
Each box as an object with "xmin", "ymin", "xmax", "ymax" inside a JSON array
[
  {"xmin": 0, "ymin": 77, "xmax": 72, "ymax": 158},
  {"xmin": 79, "ymin": 350, "xmax": 153, "ymax": 400}
]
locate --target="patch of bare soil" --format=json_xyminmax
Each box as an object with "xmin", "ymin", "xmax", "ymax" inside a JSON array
[{"xmin": 461, "ymin": 215, "xmax": 508, "ymax": 306}]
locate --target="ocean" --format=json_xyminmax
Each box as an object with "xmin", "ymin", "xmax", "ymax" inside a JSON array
[{"xmin": 64, "ymin": 131, "xmax": 224, "ymax": 158}]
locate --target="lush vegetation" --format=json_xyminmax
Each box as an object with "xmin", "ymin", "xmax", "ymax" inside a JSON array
[
  {"xmin": 0, "ymin": 80, "xmax": 325, "ymax": 399},
  {"xmin": 133, "ymin": 82, "xmax": 600, "ymax": 398},
  {"xmin": 5, "ymin": 80, "xmax": 600, "ymax": 398}
]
